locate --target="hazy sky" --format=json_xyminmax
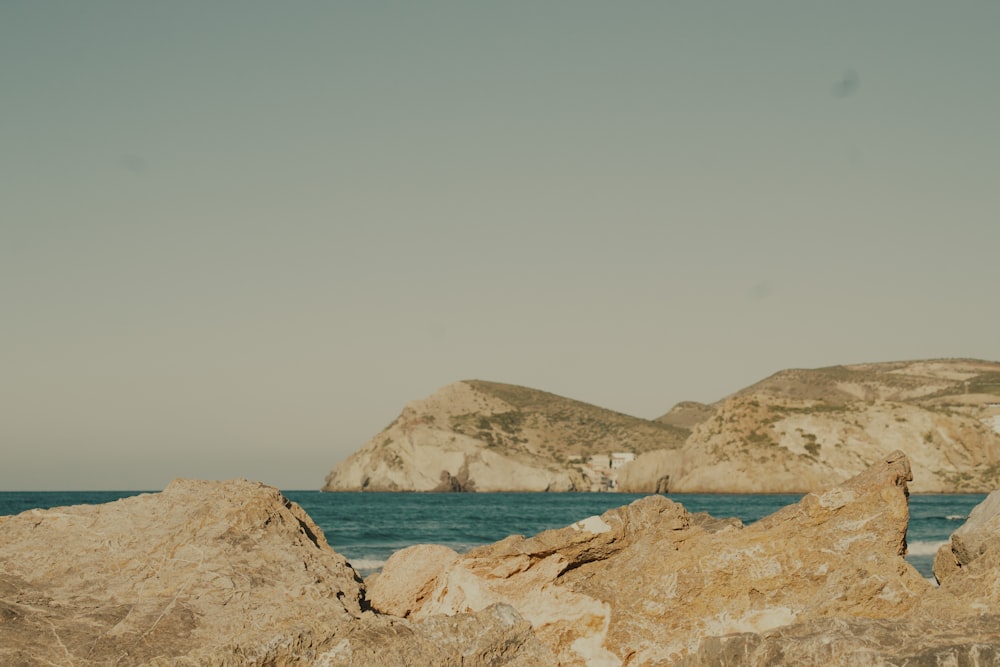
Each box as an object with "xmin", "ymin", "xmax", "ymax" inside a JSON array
[{"xmin": 3, "ymin": 2, "xmax": 998, "ymax": 490}]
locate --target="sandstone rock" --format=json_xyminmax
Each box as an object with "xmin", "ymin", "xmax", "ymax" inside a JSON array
[
  {"xmin": 615, "ymin": 449, "xmax": 680, "ymax": 493},
  {"xmin": 0, "ymin": 478, "xmax": 365, "ymax": 665},
  {"xmin": 676, "ymin": 615, "xmax": 1000, "ymax": 667},
  {"xmin": 0, "ymin": 480, "xmax": 549, "ymax": 666},
  {"xmin": 679, "ymin": 499, "xmax": 1000, "ymax": 667},
  {"xmin": 366, "ymin": 544, "xmax": 460, "ymax": 617},
  {"xmin": 372, "ymin": 494, "xmax": 694, "ymax": 665},
  {"xmin": 934, "ymin": 489, "xmax": 1000, "ymax": 583},
  {"xmin": 320, "ymin": 603, "xmax": 555, "ymax": 666},
  {"xmin": 371, "ymin": 451, "xmax": 931, "ymax": 665}
]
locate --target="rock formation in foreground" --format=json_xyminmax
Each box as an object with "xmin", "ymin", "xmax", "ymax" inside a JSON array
[
  {"xmin": 681, "ymin": 484, "xmax": 1000, "ymax": 666},
  {"xmin": 6, "ymin": 457, "xmax": 1000, "ymax": 665},
  {"xmin": 0, "ymin": 479, "xmax": 551, "ymax": 666},
  {"xmin": 369, "ymin": 451, "xmax": 1000, "ymax": 665}
]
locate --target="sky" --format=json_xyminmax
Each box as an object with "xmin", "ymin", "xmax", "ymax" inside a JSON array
[{"xmin": 2, "ymin": 2, "xmax": 998, "ymax": 490}]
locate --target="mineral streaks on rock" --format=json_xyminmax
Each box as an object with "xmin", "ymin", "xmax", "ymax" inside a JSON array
[
  {"xmin": 0, "ymin": 478, "xmax": 365, "ymax": 665},
  {"xmin": 319, "ymin": 603, "xmax": 555, "ymax": 667},
  {"xmin": 934, "ymin": 488, "xmax": 1000, "ymax": 583},
  {"xmin": 569, "ymin": 450, "xmax": 928, "ymax": 663},
  {"xmin": 7, "ymin": 458, "xmax": 1000, "ymax": 666},
  {"xmin": 676, "ymin": 615, "xmax": 1000, "ymax": 667},
  {"xmin": 681, "ymin": 486, "xmax": 1000, "ymax": 667},
  {"xmin": 0, "ymin": 479, "xmax": 549, "ymax": 667},
  {"xmin": 370, "ymin": 452, "xmax": 932, "ymax": 665}
]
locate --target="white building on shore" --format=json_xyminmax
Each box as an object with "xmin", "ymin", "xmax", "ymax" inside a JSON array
[{"xmin": 610, "ymin": 452, "xmax": 636, "ymax": 470}]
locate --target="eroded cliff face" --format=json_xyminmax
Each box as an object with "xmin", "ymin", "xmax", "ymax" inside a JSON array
[
  {"xmin": 622, "ymin": 359, "xmax": 1000, "ymax": 493},
  {"xmin": 323, "ymin": 380, "xmax": 684, "ymax": 492},
  {"xmin": 325, "ymin": 359, "xmax": 1000, "ymax": 494},
  {"xmin": 323, "ymin": 382, "xmax": 580, "ymax": 491}
]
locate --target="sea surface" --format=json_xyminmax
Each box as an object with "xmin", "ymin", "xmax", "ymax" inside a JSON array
[{"xmin": 0, "ymin": 491, "xmax": 985, "ymax": 580}]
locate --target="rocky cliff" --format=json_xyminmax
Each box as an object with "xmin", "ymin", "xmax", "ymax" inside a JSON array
[
  {"xmin": 619, "ymin": 358, "xmax": 1000, "ymax": 493},
  {"xmin": 323, "ymin": 380, "xmax": 687, "ymax": 492},
  {"xmin": 327, "ymin": 359, "xmax": 1000, "ymax": 493}
]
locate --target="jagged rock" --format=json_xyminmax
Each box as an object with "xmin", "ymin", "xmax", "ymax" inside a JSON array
[
  {"xmin": 676, "ymin": 615, "xmax": 1000, "ymax": 667},
  {"xmin": 371, "ymin": 494, "xmax": 694, "ymax": 665},
  {"xmin": 0, "ymin": 478, "xmax": 364, "ymax": 665},
  {"xmin": 679, "ymin": 492, "xmax": 1000, "ymax": 667},
  {"xmin": 370, "ymin": 451, "xmax": 931, "ymax": 665},
  {"xmin": 0, "ymin": 480, "xmax": 550, "ymax": 666},
  {"xmin": 320, "ymin": 603, "xmax": 555, "ymax": 666},
  {"xmin": 934, "ymin": 489, "xmax": 1000, "ymax": 583},
  {"xmin": 366, "ymin": 544, "xmax": 460, "ymax": 618}
]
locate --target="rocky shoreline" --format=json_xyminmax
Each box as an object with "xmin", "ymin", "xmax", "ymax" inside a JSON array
[
  {"xmin": 324, "ymin": 361, "xmax": 1000, "ymax": 495},
  {"xmin": 3, "ymin": 452, "xmax": 1000, "ymax": 665}
]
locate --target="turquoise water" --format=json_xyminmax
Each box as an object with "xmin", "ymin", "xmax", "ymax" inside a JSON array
[{"xmin": 0, "ymin": 491, "xmax": 984, "ymax": 579}]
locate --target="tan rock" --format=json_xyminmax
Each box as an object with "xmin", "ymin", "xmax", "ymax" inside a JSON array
[
  {"xmin": 371, "ymin": 451, "xmax": 931, "ymax": 665},
  {"xmin": 320, "ymin": 603, "xmax": 555, "ymax": 666},
  {"xmin": 0, "ymin": 479, "xmax": 550, "ymax": 666},
  {"xmin": 679, "ymin": 488, "xmax": 1000, "ymax": 666},
  {"xmin": 373, "ymin": 494, "xmax": 695, "ymax": 665},
  {"xmin": 615, "ymin": 449, "xmax": 679, "ymax": 493},
  {"xmin": 366, "ymin": 543, "xmax": 460, "ymax": 617},
  {"xmin": 934, "ymin": 489, "xmax": 1000, "ymax": 583},
  {"xmin": 0, "ymin": 478, "xmax": 364, "ymax": 665},
  {"xmin": 676, "ymin": 615, "xmax": 1000, "ymax": 666},
  {"xmin": 568, "ymin": 450, "xmax": 929, "ymax": 663}
]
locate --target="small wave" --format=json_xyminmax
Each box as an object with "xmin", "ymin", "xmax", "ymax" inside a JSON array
[
  {"xmin": 348, "ymin": 558, "xmax": 388, "ymax": 571},
  {"xmin": 946, "ymin": 515, "xmax": 966, "ymax": 521},
  {"xmin": 907, "ymin": 540, "xmax": 947, "ymax": 556}
]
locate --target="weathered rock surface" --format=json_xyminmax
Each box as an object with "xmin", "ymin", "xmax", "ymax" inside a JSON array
[
  {"xmin": 622, "ymin": 359, "xmax": 1000, "ymax": 493},
  {"xmin": 370, "ymin": 451, "xmax": 932, "ymax": 665},
  {"xmin": 934, "ymin": 488, "xmax": 1000, "ymax": 583},
  {"xmin": 681, "ymin": 486, "xmax": 1000, "ymax": 667},
  {"xmin": 319, "ymin": 603, "xmax": 555, "ymax": 666},
  {"xmin": 9, "ymin": 462, "xmax": 1000, "ymax": 666},
  {"xmin": 323, "ymin": 379, "xmax": 686, "ymax": 492},
  {"xmin": 676, "ymin": 615, "xmax": 1000, "ymax": 667},
  {"xmin": 0, "ymin": 479, "xmax": 551, "ymax": 666},
  {"xmin": 326, "ymin": 359, "xmax": 1000, "ymax": 494}
]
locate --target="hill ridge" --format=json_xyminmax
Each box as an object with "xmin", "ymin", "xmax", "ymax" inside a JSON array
[{"xmin": 324, "ymin": 359, "xmax": 1000, "ymax": 493}]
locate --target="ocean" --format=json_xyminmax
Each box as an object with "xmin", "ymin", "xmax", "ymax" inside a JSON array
[{"xmin": 0, "ymin": 491, "xmax": 985, "ymax": 580}]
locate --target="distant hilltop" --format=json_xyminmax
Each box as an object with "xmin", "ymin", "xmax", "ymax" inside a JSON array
[{"xmin": 322, "ymin": 359, "xmax": 1000, "ymax": 494}]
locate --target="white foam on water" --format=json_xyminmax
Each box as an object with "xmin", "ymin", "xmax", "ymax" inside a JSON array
[
  {"xmin": 349, "ymin": 557, "xmax": 388, "ymax": 571},
  {"xmin": 946, "ymin": 514, "xmax": 966, "ymax": 521},
  {"xmin": 907, "ymin": 540, "xmax": 947, "ymax": 556}
]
